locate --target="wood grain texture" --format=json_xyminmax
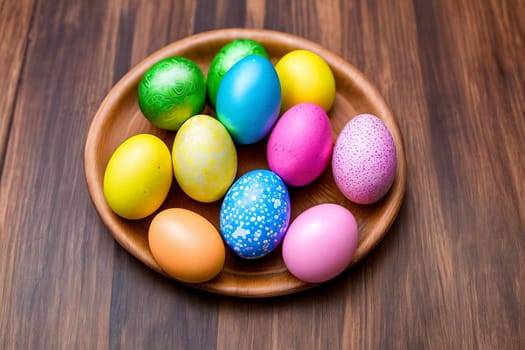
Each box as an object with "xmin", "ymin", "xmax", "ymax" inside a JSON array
[
  {"xmin": 1, "ymin": 0, "xmax": 524, "ymax": 349},
  {"xmin": 0, "ymin": 0, "xmax": 35, "ymax": 172}
]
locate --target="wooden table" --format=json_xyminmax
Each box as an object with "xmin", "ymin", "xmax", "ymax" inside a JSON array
[{"xmin": 1, "ymin": 0, "xmax": 524, "ymax": 348}]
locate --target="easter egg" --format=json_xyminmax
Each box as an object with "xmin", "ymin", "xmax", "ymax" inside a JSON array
[
  {"xmin": 332, "ymin": 114, "xmax": 397, "ymax": 204},
  {"xmin": 275, "ymin": 49, "xmax": 336, "ymax": 112},
  {"xmin": 220, "ymin": 170, "xmax": 290, "ymax": 259},
  {"xmin": 267, "ymin": 103, "xmax": 333, "ymax": 186},
  {"xmin": 282, "ymin": 203, "xmax": 358, "ymax": 283},
  {"xmin": 149, "ymin": 208, "xmax": 225, "ymax": 283},
  {"xmin": 207, "ymin": 39, "xmax": 268, "ymax": 107},
  {"xmin": 216, "ymin": 55, "xmax": 281, "ymax": 144},
  {"xmin": 138, "ymin": 57, "xmax": 206, "ymax": 130},
  {"xmin": 172, "ymin": 115, "xmax": 237, "ymax": 203},
  {"xmin": 103, "ymin": 134, "xmax": 172, "ymax": 220}
]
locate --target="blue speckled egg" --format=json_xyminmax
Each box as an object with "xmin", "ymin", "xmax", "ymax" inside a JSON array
[
  {"xmin": 216, "ymin": 55, "xmax": 281, "ymax": 145},
  {"xmin": 220, "ymin": 169, "xmax": 291, "ymax": 259}
]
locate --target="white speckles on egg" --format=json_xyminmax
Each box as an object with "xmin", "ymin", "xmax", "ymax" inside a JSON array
[
  {"xmin": 332, "ymin": 114, "xmax": 397, "ymax": 204},
  {"xmin": 220, "ymin": 169, "xmax": 291, "ymax": 259}
]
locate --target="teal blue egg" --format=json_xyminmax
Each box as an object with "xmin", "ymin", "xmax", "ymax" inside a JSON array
[{"xmin": 216, "ymin": 55, "xmax": 281, "ymax": 145}]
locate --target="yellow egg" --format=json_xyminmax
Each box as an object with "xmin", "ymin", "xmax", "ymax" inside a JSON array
[
  {"xmin": 275, "ymin": 49, "xmax": 336, "ymax": 112},
  {"xmin": 103, "ymin": 134, "xmax": 172, "ymax": 220},
  {"xmin": 172, "ymin": 114, "xmax": 237, "ymax": 202},
  {"xmin": 148, "ymin": 208, "xmax": 225, "ymax": 283}
]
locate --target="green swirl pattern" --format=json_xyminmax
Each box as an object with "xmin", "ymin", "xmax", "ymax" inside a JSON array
[
  {"xmin": 207, "ymin": 39, "xmax": 268, "ymax": 107},
  {"xmin": 138, "ymin": 57, "xmax": 206, "ymax": 131}
]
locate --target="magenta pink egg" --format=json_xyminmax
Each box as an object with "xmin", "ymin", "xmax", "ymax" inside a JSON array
[
  {"xmin": 332, "ymin": 114, "xmax": 397, "ymax": 204},
  {"xmin": 267, "ymin": 103, "xmax": 333, "ymax": 186},
  {"xmin": 282, "ymin": 203, "xmax": 358, "ymax": 283}
]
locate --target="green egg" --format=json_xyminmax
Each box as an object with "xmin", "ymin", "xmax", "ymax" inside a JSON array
[
  {"xmin": 207, "ymin": 39, "xmax": 268, "ymax": 107},
  {"xmin": 138, "ymin": 57, "xmax": 206, "ymax": 131}
]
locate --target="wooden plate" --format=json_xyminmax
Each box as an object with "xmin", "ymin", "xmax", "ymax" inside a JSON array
[{"xmin": 84, "ymin": 29, "xmax": 406, "ymax": 297}]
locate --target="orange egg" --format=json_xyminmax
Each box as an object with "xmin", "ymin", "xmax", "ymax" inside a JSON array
[{"xmin": 148, "ymin": 208, "xmax": 225, "ymax": 283}]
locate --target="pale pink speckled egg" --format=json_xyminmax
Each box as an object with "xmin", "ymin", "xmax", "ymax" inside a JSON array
[
  {"xmin": 267, "ymin": 103, "xmax": 333, "ymax": 186},
  {"xmin": 332, "ymin": 114, "xmax": 397, "ymax": 204}
]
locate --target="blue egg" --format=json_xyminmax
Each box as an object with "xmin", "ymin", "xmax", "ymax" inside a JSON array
[
  {"xmin": 216, "ymin": 55, "xmax": 281, "ymax": 145},
  {"xmin": 220, "ymin": 169, "xmax": 291, "ymax": 259}
]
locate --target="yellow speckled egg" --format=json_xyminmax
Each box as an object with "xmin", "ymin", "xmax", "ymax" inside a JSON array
[{"xmin": 172, "ymin": 114, "xmax": 237, "ymax": 202}]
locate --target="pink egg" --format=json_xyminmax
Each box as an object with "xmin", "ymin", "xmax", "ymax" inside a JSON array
[
  {"xmin": 332, "ymin": 114, "xmax": 397, "ymax": 204},
  {"xmin": 282, "ymin": 203, "xmax": 358, "ymax": 283},
  {"xmin": 267, "ymin": 103, "xmax": 333, "ymax": 186}
]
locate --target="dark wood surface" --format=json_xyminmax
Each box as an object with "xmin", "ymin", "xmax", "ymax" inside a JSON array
[{"xmin": 1, "ymin": 0, "xmax": 523, "ymax": 348}]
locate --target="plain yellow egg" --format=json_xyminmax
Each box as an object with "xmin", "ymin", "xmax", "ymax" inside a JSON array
[
  {"xmin": 103, "ymin": 134, "xmax": 172, "ymax": 220},
  {"xmin": 275, "ymin": 49, "xmax": 336, "ymax": 112},
  {"xmin": 148, "ymin": 208, "xmax": 225, "ymax": 283},
  {"xmin": 172, "ymin": 114, "xmax": 237, "ymax": 203}
]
